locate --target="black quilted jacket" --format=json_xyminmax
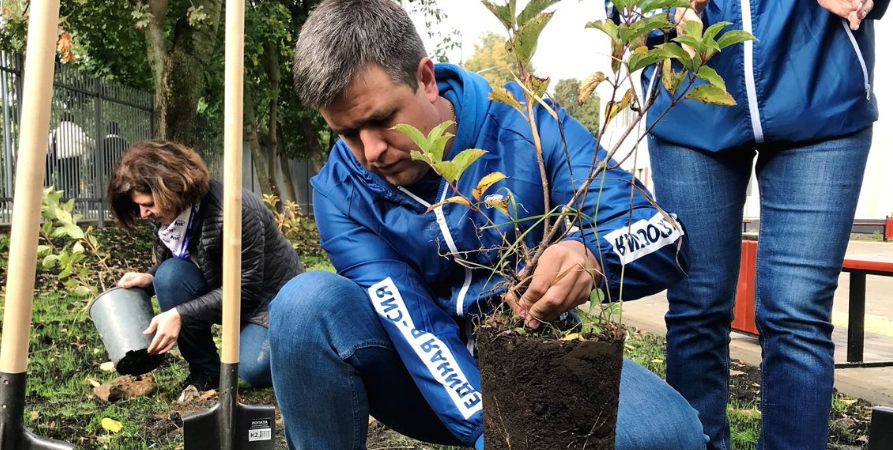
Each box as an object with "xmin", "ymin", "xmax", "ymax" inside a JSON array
[{"xmin": 149, "ymin": 179, "xmax": 303, "ymax": 328}]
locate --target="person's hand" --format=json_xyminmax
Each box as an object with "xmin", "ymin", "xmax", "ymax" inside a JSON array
[
  {"xmin": 144, "ymin": 309, "xmax": 182, "ymax": 354},
  {"xmin": 117, "ymin": 272, "xmax": 154, "ymax": 289},
  {"xmin": 673, "ymin": 1, "xmax": 708, "ymax": 58},
  {"xmin": 818, "ymin": 0, "xmax": 874, "ymax": 30},
  {"xmin": 506, "ymin": 241, "xmax": 600, "ymax": 329}
]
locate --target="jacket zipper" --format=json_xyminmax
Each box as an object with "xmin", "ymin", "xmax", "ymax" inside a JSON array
[
  {"xmin": 841, "ymin": 19, "xmax": 872, "ymax": 100},
  {"xmin": 740, "ymin": 0, "xmax": 765, "ymax": 143},
  {"xmin": 397, "ymin": 185, "xmax": 473, "ymax": 317}
]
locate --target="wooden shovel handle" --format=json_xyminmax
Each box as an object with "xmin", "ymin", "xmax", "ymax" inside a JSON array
[
  {"xmin": 0, "ymin": 0, "xmax": 62, "ymax": 374},
  {"xmin": 220, "ymin": 0, "xmax": 246, "ymax": 365}
]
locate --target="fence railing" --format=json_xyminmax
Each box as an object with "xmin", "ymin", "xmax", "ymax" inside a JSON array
[{"xmin": 0, "ymin": 53, "xmax": 315, "ymax": 225}]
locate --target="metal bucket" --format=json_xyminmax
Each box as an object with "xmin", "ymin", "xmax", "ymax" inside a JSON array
[{"xmin": 88, "ymin": 287, "xmax": 165, "ymax": 376}]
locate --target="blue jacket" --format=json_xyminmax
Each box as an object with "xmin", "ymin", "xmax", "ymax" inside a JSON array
[
  {"xmin": 614, "ymin": 0, "xmax": 887, "ymax": 151},
  {"xmin": 311, "ymin": 63, "xmax": 689, "ymax": 445}
]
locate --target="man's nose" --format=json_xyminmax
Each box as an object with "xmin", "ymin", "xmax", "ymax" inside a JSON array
[{"xmin": 359, "ymin": 128, "xmax": 387, "ymax": 163}]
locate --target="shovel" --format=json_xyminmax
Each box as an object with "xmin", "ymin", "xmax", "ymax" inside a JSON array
[
  {"xmin": 182, "ymin": 0, "xmax": 275, "ymax": 448},
  {"xmin": 0, "ymin": 0, "xmax": 74, "ymax": 448}
]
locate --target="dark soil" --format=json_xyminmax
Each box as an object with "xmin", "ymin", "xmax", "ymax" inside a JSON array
[
  {"xmin": 726, "ymin": 359, "xmax": 874, "ymax": 448},
  {"xmin": 476, "ymin": 325, "xmax": 624, "ymax": 450}
]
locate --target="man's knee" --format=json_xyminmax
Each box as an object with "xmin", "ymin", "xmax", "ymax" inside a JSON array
[{"xmin": 269, "ymin": 271, "xmax": 365, "ymax": 339}]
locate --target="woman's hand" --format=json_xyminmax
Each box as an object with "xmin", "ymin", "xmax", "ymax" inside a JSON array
[
  {"xmin": 818, "ymin": 0, "xmax": 874, "ymax": 30},
  {"xmin": 117, "ymin": 272, "xmax": 154, "ymax": 289},
  {"xmin": 144, "ymin": 309, "xmax": 182, "ymax": 354},
  {"xmin": 506, "ymin": 240, "xmax": 600, "ymax": 329}
]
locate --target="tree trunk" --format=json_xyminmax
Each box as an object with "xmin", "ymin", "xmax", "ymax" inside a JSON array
[
  {"xmin": 244, "ymin": 85, "xmax": 274, "ymax": 198},
  {"xmin": 143, "ymin": 0, "xmax": 169, "ymax": 139},
  {"xmin": 144, "ymin": 0, "xmax": 223, "ymax": 146},
  {"xmin": 264, "ymin": 41, "xmax": 283, "ymax": 209},
  {"xmin": 300, "ymin": 116, "xmax": 326, "ymax": 174},
  {"xmin": 277, "ymin": 127, "xmax": 299, "ymax": 209}
]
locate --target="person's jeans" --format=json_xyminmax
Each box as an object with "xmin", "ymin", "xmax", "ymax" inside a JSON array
[
  {"xmin": 269, "ymin": 271, "xmax": 707, "ymax": 450},
  {"xmin": 153, "ymin": 257, "xmax": 272, "ymax": 387},
  {"xmin": 649, "ymin": 128, "xmax": 873, "ymax": 450}
]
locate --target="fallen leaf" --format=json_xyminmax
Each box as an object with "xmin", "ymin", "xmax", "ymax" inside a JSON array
[
  {"xmin": 99, "ymin": 362, "xmax": 116, "ymax": 372},
  {"xmin": 101, "ymin": 417, "xmax": 123, "ymax": 433},
  {"xmin": 560, "ymin": 333, "xmax": 582, "ymax": 341},
  {"xmin": 30, "ymin": 411, "xmax": 40, "ymax": 420},
  {"xmin": 650, "ymin": 358, "xmax": 664, "ymax": 364},
  {"xmin": 730, "ymin": 370, "xmax": 745, "ymax": 376},
  {"xmin": 85, "ymin": 377, "xmax": 101, "ymax": 388}
]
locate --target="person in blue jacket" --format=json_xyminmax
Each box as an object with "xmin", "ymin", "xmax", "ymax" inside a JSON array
[
  {"xmin": 616, "ymin": 0, "xmax": 887, "ymax": 449},
  {"xmin": 269, "ymin": 0, "xmax": 706, "ymax": 449}
]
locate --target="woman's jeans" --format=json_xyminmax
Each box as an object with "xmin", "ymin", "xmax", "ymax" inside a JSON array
[
  {"xmin": 269, "ymin": 271, "xmax": 707, "ymax": 450},
  {"xmin": 153, "ymin": 258, "xmax": 272, "ymax": 387},
  {"xmin": 649, "ymin": 128, "xmax": 873, "ymax": 450}
]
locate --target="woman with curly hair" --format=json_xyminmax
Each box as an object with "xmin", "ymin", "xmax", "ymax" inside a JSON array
[{"xmin": 108, "ymin": 140, "xmax": 303, "ymax": 391}]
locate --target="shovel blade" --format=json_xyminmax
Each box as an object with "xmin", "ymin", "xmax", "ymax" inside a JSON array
[
  {"xmin": 1, "ymin": 373, "xmax": 75, "ymax": 450},
  {"xmin": 183, "ymin": 403, "xmax": 276, "ymax": 450}
]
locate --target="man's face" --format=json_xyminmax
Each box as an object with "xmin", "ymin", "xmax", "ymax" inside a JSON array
[{"xmin": 320, "ymin": 60, "xmax": 442, "ymax": 186}]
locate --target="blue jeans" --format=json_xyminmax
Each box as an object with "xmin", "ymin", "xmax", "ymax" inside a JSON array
[
  {"xmin": 153, "ymin": 258, "xmax": 272, "ymax": 387},
  {"xmin": 269, "ymin": 271, "xmax": 706, "ymax": 450},
  {"xmin": 649, "ymin": 128, "xmax": 872, "ymax": 450}
]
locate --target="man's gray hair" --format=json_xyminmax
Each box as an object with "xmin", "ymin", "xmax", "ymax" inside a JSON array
[{"xmin": 293, "ymin": 0, "xmax": 428, "ymax": 110}]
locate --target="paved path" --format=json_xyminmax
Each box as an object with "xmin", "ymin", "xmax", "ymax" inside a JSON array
[{"xmin": 621, "ymin": 240, "xmax": 893, "ymax": 406}]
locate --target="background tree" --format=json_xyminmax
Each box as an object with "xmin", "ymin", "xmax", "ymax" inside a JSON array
[
  {"xmin": 553, "ymin": 77, "xmax": 601, "ymax": 135},
  {"xmin": 463, "ymin": 31, "xmax": 536, "ymax": 88}
]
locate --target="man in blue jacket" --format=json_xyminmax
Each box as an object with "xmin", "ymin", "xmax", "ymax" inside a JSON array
[{"xmin": 269, "ymin": 1, "xmax": 705, "ymax": 449}]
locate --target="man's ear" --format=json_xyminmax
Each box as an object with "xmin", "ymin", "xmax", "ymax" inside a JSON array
[{"xmin": 416, "ymin": 57, "xmax": 439, "ymax": 103}]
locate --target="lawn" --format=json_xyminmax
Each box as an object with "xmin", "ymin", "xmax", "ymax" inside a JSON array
[{"xmin": 0, "ymin": 225, "xmax": 877, "ymax": 449}]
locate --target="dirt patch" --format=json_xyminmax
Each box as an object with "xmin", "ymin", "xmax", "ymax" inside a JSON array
[
  {"xmin": 726, "ymin": 359, "xmax": 873, "ymax": 448},
  {"xmin": 476, "ymin": 325, "xmax": 624, "ymax": 450}
]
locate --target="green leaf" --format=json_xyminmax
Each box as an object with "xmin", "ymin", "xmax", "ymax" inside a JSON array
[
  {"xmin": 481, "ymin": 0, "xmax": 514, "ymax": 30},
  {"xmin": 87, "ymin": 234, "xmax": 99, "ymax": 249},
  {"xmin": 41, "ymin": 221, "xmax": 53, "ymax": 236},
  {"xmin": 36, "ymin": 245, "xmax": 51, "ymax": 257},
  {"xmin": 639, "ymin": 0, "xmax": 694, "ymax": 14},
  {"xmin": 392, "ymin": 123, "xmax": 429, "ymax": 153},
  {"xmin": 59, "ymin": 266, "xmax": 73, "ymax": 279},
  {"xmin": 696, "ymin": 65, "xmax": 726, "ymax": 90},
  {"xmin": 622, "ymin": 14, "xmax": 670, "ymax": 45},
  {"xmin": 682, "ymin": 19, "xmax": 703, "ymax": 39},
  {"xmin": 433, "ymin": 161, "xmax": 459, "ymax": 183},
  {"xmin": 73, "ymin": 286, "xmax": 93, "ymax": 297},
  {"xmin": 661, "ymin": 60, "xmax": 687, "ymax": 95},
  {"xmin": 661, "ymin": 42, "xmax": 692, "ymax": 69},
  {"xmin": 586, "ymin": 19, "xmax": 619, "ymax": 43},
  {"xmin": 451, "ymin": 149, "xmax": 487, "ymax": 180},
  {"xmin": 589, "ymin": 288, "xmax": 606, "ymax": 304},
  {"xmin": 410, "ymin": 150, "xmax": 433, "ymax": 165},
  {"xmin": 517, "ymin": 0, "xmax": 560, "ymax": 27},
  {"xmin": 42, "ymin": 254, "xmax": 59, "ymax": 269},
  {"xmin": 473, "ymin": 172, "xmax": 507, "ymax": 201},
  {"xmin": 673, "ymin": 35, "xmax": 701, "ymax": 51},
  {"xmin": 489, "ymin": 86, "xmax": 524, "ymax": 113},
  {"xmin": 510, "ymin": 12, "xmax": 553, "ymax": 66},
  {"xmin": 686, "ymin": 84, "xmax": 736, "ymax": 106},
  {"xmin": 702, "ymin": 21, "xmax": 731, "ymax": 43},
  {"xmin": 429, "ymin": 135, "xmax": 453, "ymax": 164},
  {"xmin": 628, "ymin": 47, "xmax": 666, "ymax": 73},
  {"xmin": 72, "ymin": 242, "xmax": 85, "ymax": 254},
  {"xmin": 716, "ymin": 30, "xmax": 757, "ymax": 50}
]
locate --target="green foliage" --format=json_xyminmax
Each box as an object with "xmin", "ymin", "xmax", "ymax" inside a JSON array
[
  {"xmin": 262, "ymin": 194, "xmax": 326, "ymax": 261},
  {"xmin": 553, "ymin": 78, "xmax": 601, "ymax": 135},
  {"xmin": 37, "ymin": 187, "xmax": 112, "ymax": 297},
  {"xmin": 464, "ymin": 31, "xmax": 532, "ymax": 89}
]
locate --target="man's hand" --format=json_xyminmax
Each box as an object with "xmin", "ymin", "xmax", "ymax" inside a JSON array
[
  {"xmin": 818, "ymin": 0, "xmax": 874, "ymax": 30},
  {"xmin": 118, "ymin": 272, "xmax": 154, "ymax": 289},
  {"xmin": 506, "ymin": 240, "xmax": 600, "ymax": 329},
  {"xmin": 144, "ymin": 309, "xmax": 182, "ymax": 354},
  {"xmin": 674, "ymin": 1, "xmax": 708, "ymax": 58}
]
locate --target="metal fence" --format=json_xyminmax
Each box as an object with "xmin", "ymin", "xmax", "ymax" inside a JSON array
[
  {"xmin": 0, "ymin": 52, "xmax": 315, "ymax": 225},
  {"xmin": 0, "ymin": 52, "xmax": 154, "ymax": 226}
]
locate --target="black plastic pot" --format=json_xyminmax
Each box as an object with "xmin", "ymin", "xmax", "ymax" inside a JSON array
[{"xmin": 88, "ymin": 287, "xmax": 165, "ymax": 375}]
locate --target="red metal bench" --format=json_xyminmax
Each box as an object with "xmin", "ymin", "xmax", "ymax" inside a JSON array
[{"xmin": 731, "ymin": 238, "xmax": 893, "ymax": 368}]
